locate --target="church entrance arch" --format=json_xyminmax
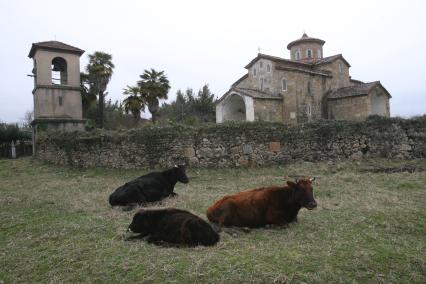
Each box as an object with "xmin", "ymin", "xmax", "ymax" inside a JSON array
[{"xmin": 223, "ymin": 93, "xmax": 246, "ymax": 121}]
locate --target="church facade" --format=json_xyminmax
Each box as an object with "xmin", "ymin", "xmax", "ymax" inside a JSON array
[{"xmin": 216, "ymin": 33, "xmax": 391, "ymax": 124}]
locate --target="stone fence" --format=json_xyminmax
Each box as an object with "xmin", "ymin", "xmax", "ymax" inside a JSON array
[{"xmin": 36, "ymin": 116, "xmax": 426, "ymax": 169}]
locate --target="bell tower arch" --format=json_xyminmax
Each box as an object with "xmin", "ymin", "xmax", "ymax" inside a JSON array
[{"xmin": 28, "ymin": 41, "xmax": 86, "ymax": 133}]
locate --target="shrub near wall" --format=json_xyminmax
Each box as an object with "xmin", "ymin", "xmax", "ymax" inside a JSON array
[{"xmin": 36, "ymin": 116, "xmax": 426, "ymax": 169}]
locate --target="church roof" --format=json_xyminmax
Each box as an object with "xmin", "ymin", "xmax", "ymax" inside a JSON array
[
  {"xmin": 287, "ymin": 33, "xmax": 325, "ymax": 50},
  {"xmin": 218, "ymin": 87, "xmax": 282, "ymax": 102},
  {"xmin": 314, "ymin": 54, "xmax": 351, "ymax": 67},
  {"xmin": 28, "ymin": 41, "xmax": 85, "ymax": 58},
  {"xmin": 245, "ymin": 53, "xmax": 350, "ymax": 70},
  {"xmin": 328, "ymin": 81, "xmax": 391, "ymax": 99},
  {"xmin": 231, "ymin": 74, "xmax": 249, "ymax": 87},
  {"xmin": 235, "ymin": 88, "xmax": 282, "ymax": 99},
  {"xmin": 245, "ymin": 53, "xmax": 311, "ymax": 69}
]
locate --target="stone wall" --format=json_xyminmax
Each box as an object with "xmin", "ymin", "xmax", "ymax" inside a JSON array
[
  {"xmin": 328, "ymin": 95, "xmax": 369, "ymax": 121},
  {"xmin": 253, "ymin": 99, "xmax": 282, "ymax": 122},
  {"xmin": 36, "ymin": 116, "xmax": 426, "ymax": 169}
]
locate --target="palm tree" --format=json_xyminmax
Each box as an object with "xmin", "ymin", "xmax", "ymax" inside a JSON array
[
  {"xmin": 86, "ymin": 52, "xmax": 115, "ymax": 128},
  {"xmin": 123, "ymin": 86, "xmax": 145, "ymax": 124},
  {"xmin": 80, "ymin": 72, "xmax": 97, "ymax": 119},
  {"xmin": 137, "ymin": 69, "xmax": 170, "ymax": 123}
]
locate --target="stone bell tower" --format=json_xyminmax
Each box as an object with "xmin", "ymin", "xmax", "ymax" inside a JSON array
[{"xmin": 28, "ymin": 41, "xmax": 85, "ymax": 133}]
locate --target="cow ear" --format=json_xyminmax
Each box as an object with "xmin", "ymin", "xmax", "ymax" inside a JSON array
[{"xmin": 287, "ymin": 181, "xmax": 297, "ymax": 188}]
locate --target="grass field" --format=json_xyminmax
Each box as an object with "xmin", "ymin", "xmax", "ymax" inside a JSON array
[{"xmin": 1, "ymin": 157, "xmax": 425, "ymax": 283}]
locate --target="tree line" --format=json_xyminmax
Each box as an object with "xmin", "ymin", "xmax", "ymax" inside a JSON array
[
  {"xmin": 80, "ymin": 51, "xmax": 218, "ymax": 129},
  {"xmin": 0, "ymin": 123, "xmax": 31, "ymax": 143}
]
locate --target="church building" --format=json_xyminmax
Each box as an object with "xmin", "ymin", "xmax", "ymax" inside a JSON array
[{"xmin": 216, "ymin": 33, "xmax": 391, "ymax": 124}]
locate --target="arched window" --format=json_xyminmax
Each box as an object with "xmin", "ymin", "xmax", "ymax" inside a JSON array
[
  {"xmin": 338, "ymin": 62, "xmax": 343, "ymax": 73},
  {"xmin": 51, "ymin": 57, "xmax": 67, "ymax": 85},
  {"xmin": 307, "ymin": 49, "xmax": 313, "ymax": 58},
  {"xmin": 307, "ymin": 104, "xmax": 312, "ymax": 116},
  {"xmin": 253, "ymin": 68, "xmax": 257, "ymax": 77},
  {"xmin": 295, "ymin": 50, "xmax": 301, "ymax": 60},
  {"xmin": 266, "ymin": 64, "xmax": 271, "ymax": 72},
  {"xmin": 260, "ymin": 77, "xmax": 264, "ymax": 91},
  {"xmin": 307, "ymin": 81, "xmax": 311, "ymax": 94},
  {"xmin": 282, "ymin": 78, "xmax": 287, "ymax": 91},
  {"xmin": 259, "ymin": 61, "xmax": 264, "ymax": 69}
]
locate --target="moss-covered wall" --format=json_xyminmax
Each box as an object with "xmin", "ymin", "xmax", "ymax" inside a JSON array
[{"xmin": 36, "ymin": 116, "xmax": 426, "ymax": 169}]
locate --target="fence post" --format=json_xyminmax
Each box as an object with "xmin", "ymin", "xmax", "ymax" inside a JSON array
[{"xmin": 11, "ymin": 141, "xmax": 16, "ymax": 159}]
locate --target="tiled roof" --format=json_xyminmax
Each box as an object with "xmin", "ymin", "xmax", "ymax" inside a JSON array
[
  {"xmin": 327, "ymin": 81, "xmax": 391, "ymax": 99},
  {"xmin": 245, "ymin": 53, "xmax": 350, "ymax": 70},
  {"xmin": 235, "ymin": 88, "xmax": 282, "ymax": 99},
  {"xmin": 287, "ymin": 33, "xmax": 325, "ymax": 50},
  {"xmin": 231, "ymin": 74, "xmax": 249, "ymax": 87},
  {"xmin": 28, "ymin": 41, "xmax": 84, "ymax": 58},
  {"xmin": 244, "ymin": 53, "xmax": 312, "ymax": 69},
  {"xmin": 313, "ymin": 54, "xmax": 351, "ymax": 67},
  {"xmin": 218, "ymin": 87, "xmax": 282, "ymax": 102}
]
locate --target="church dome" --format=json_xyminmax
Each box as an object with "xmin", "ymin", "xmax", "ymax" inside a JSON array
[
  {"xmin": 287, "ymin": 33, "xmax": 325, "ymax": 50},
  {"xmin": 287, "ymin": 33, "xmax": 325, "ymax": 61}
]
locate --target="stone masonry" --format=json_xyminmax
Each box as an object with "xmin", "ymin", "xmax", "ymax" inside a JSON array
[{"xmin": 36, "ymin": 117, "xmax": 426, "ymax": 169}]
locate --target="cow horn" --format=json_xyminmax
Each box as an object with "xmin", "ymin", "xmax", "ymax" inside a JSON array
[{"xmin": 309, "ymin": 177, "xmax": 316, "ymax": 182}]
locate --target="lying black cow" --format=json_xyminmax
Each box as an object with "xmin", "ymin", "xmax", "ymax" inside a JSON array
[
  {"xmin": 125, "ymin": 208, "xmax": 220, "ymax": 247},
  {"xmin": 109, "ymin": 165, "xmax": 189, "ymax": 207}
]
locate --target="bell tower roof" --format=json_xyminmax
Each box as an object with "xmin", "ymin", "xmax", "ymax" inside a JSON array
[
  {"xmin": 28, "ymin": 41, "xmax": 84, "ymax": 58},
  {"xmin": 287, "ymin": 33, "xmax": 325, "ymax": 50}
]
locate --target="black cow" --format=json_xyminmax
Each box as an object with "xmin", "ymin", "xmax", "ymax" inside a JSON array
[
  {"xmin": 125, "ymin": 208, "xmax": 220, "ymax": 247},
  {"xmin": 109, "ymin": 165, "xmax": 189, "ymax": 207}
]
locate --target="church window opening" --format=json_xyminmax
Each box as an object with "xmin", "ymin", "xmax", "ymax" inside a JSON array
[
  {"xmin": 58, "ymin": 96, "xmax": 63, "ymax": 106},
  {"xmin": 307, "ymin": 104, "xmax": 312, "ymax": 116},
  {"xmin": 253, "ymin": 68, "xmax": 257, "ymax": 77},
  {"xmin": 260, "ymin": 61, "xmax": 263, "ymax": 68},
  {"xmin": 307, "ymin": 49, "xmax": 313, "ymax": 58},
  {"xmin": 267, "ymin": 64, "xmax": 271, "ymax": 72},
  {"xmin": 51, "ymin": 57, "xmax": 67, "ymax": 85},
  {"xmin": 282, "ymin": 78, "xmax": 287, "ymax": 91},
  {"xmin": 307, "ymin": 81, "xmax": 311, "ymax": 94},
  {"xmin": 338, "ymin": 62, "xmax": 343, "ymax": 73},
  {"xmin": 260, "ymin": 77, "xmax": 264, "ymax": 91},
  {"xmin": 295, "ymin": 50, "xmax": 301, "ymax": 60}
]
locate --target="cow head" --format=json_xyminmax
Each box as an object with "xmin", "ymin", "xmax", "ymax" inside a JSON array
[
  {"xmin": 287, "ymin": 177, "xmax": 317, "ymax": 210},
  {"xmin": 125, "ymin": 210, "xmax": 151, "ymax": 240},
  {"xmin": 174, "ymin": 164, "xmax": 189, "ymax": 184}
]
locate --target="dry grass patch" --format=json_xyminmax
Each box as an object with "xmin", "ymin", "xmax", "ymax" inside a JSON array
[{"xmin": 0, "ymin": 157, "xmax": 425, "ymax": 283}]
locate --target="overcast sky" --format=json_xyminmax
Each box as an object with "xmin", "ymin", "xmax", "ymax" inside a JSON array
[{"xmin": 0, "ymin": 0, "xmax": 425, "ymax": 123}]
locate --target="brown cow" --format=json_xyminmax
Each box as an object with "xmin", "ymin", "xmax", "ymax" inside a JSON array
[{"xmin": 206, "ymin": 178, "xmax": 317, "ymax": 228}]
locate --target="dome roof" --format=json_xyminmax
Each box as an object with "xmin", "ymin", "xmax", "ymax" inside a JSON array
[{"xmin": 287, "ymin": 33, "xmax": 325, "ymax": 50}]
